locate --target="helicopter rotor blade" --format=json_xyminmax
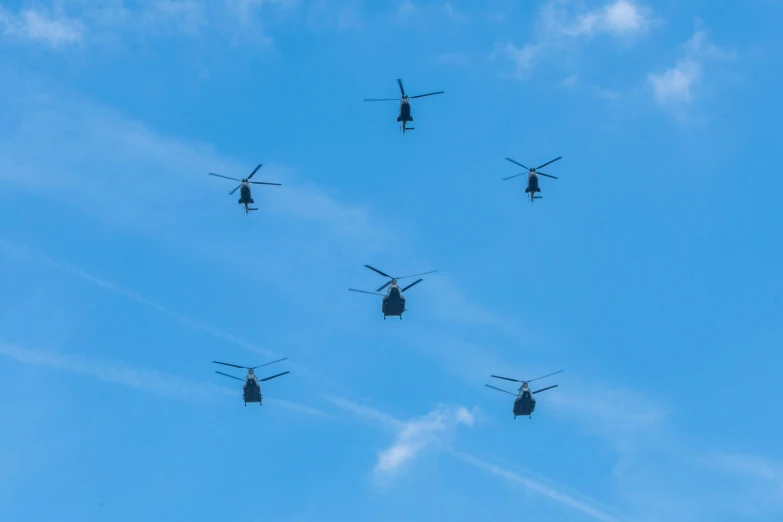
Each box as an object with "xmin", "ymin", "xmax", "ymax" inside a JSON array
[
  {"xmin": 215, "ymin": 370, "xmax": 245, "ymax": 382},
  {"xmin": 364, "ymin": 265, "xmax": 393, "ymax": 279},
  {"xmin": 363, "ymin": 98, "xmax": 399, "ymax": 102},
  {"xmin": 229, "ymin": 185, "xmax": 242, "ymax": 195},
  {"xmin": 410, "ymin": 91, "xmax": 445, "ymax": 99},
  {"xmin": 349, "ymin": 288, "xmax": 387, "ymax": 296},
  {"xmin": 213, "ymin": 361, "xmax": 249, "ymax": 369},
  {"xmin": 532, "ymin": 384, "xmax": 559, "ymax": 394},
  {"xmin": 505, "ymin": 158, "xmax": 530, "ymax": 170},
  {"xmin": 490, "ymin": 375, "xmax": 524, "ymax": 383},
  {"xmin": 396, "ymin": 270, "xmax": 438, "ymax": 280},
  {"xmin": 485, "ymin": 384, "xmax": 518, "ymax": 396},
  {"xmin": 247, "ymin": 164, "xmax": 263, "ymax": 180},
  {"xmin": 251, "ymin": 357, "xmax": 288, "ymax": 369},
  {"xmin": 250, "ymin": 181, "xmax": 282, "ymax": 186},
  {"xmin": 376, "ymin": 281, "xmax": 392, "ymax": 292},
  {"xmin": 502, "ymin": 173, "xmax": 526, "ymax": 181},
  {"xmin": 400, "ymin": 279, "xmax": 423, "ymax": 292},
  {"xmin": 528, "ymin": 370, "xmax": 564, "ymax": 383},
  {"xmin": 208, "ymin": 173, "xmax": 242, "ymax": 182},
  {"xmin": 535, "ymin": 157, "xmax": 563, "ymax": 170},
  {"xmin": 259, "ymin": 371, "xmax": 290, "ymax": 382},
  {"xmin": 397, "ymin": 78, "xmax": 406, "ymax": 97},
  {"xmin": 536, "ymin": 172, "xmax": 558, "ymax": 179}
]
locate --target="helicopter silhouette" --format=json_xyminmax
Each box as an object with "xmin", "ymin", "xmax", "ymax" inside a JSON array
[
  {"xmin": 363, "ymin": 79, "xmax": 444, "ymax": 135},
  {"xmin": 349, "ymin": 265, "xmax": 437, "ymax": 319},
  {"xmin": 502, "ymin": 157, "xmax": 562, "ymax": 202},
  {"xmin": 212, "ymin": 357, "xmax": 290, "ymax": 406},
  {"xmin": 485, "ymin": 370, "xmax": 563, "ymax": 419},
  {"xmin": 208, "ymin": 163, "xmax": 281, "ymax": 214}
]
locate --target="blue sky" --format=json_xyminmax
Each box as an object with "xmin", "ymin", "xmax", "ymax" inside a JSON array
[{"xmin": 0, "ymin": 0, "xmax": 782, "ymax": 520}]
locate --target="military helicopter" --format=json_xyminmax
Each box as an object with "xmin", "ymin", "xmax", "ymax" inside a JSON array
[
  {"xmin": 212, "ymin": 357, "xmax": 290, "ymax": 407},
  {"xmin": 348, "ymin": 265, "xmax": 437, "ymax": 319},
  {"xmin": 484, "ymin": 370, "xmax": 563, "ymax": 419},
  {"xmin": 208, "ymin": 163, "xmax": 281, "ymax": 214},
  {"xmin": 502, "ymin": 157, "xmax": 562, "ymax": 202},
  {"xmin": 363, "ymin": 79, "xmax": 444, "ymax": 135}
]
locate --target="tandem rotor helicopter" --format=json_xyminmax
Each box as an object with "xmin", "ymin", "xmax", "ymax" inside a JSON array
[
  {"xmin": 208, "ymin": 163, "xmax": 281, "ymax": 214},
  {"xmin": 502, "ymin": 156, "xmax": 562, "ymax": 202},
  {"xmin": 363, "ymin": 78, "xmax": 444, "ymax": 135},
  {"xmin": 349, "ymin": 265, "xmax": 437, "ymax": 319},
  {"xmin": 485, "ymin": 370, "xmax": 563, "ymax": 419},
  {"xmin": 212, "ymin": 357, "xmax": 290, "ymax": 406}
]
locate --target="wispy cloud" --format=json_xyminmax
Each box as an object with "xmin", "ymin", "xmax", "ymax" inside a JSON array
[
  {"xmin": 454, "ymin": 452, "xmax": 624, "ymax": 522},
  {"xmin": 548, "ymin": 380, "xmax": 669, "ymax": 453},
  {"xmin": 492, "ymin": 42, "xmax": 544, "ymax": 79},
  {"xmin": 648, "ymin": 27, "xmax": 735, "ymax": 106},
  {"xmin": 495, "ymin": 1, "xmax": 653, "ymax": 83},
  {"xmin": 0, "ymin": 6, "xmax": 83, "ymax": 47},
  {"xmin": 0, "ymin": 341, "xmax": 230, "ymax": 401},
  {"xmin": 0, "ymin": 240, "xmax": 280, "ymax": 359},
  {"xmin": 542, "ymin": 0, "xmax": 651, "ymax": 40},
  {"xmin": 374, "ymin": 405, "xmax": 474, "ymax": 476},
  {"xmin": 331, "ymin": 397, "xmax": 474, "ymax": 478}
]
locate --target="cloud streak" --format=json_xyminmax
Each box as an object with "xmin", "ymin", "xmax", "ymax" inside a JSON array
[
  {"xmin": 454, "ymin": 452, "xmax": 624, "ymax": 522},
  {"xmin": 0, "ymin": 341, "xmax": 230, "ymax": 401},
  {"xmin": 331, "ymin": 397, "xmax": 474, "ymax": 477},
  {"xmin": 0, "ymin": 240, "xmax": 279, "ymax": 359},
  {"xmin": 648, "ymin": 28, "xmax": 735, "ymax": 106},
  {"xmin": 0, "ymin": 6, "xmax": 83, "ymax": 47}
]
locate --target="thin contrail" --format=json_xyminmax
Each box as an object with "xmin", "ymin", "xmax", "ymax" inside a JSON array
[{"xmin": 0, "ymin": 240, "xmax": 336, "ymax": 387}]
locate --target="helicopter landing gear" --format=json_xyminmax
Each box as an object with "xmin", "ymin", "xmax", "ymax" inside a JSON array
[
  {"xmin": 529, "ymin": 415, "xmax": 532, "ymax": 419},
  {"xmin": 244, "ymin": 402, "xmax": 246, "ymax": 407}
]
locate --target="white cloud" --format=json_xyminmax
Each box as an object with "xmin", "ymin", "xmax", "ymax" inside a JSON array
[
  {"xmin": 494, "ymin": 42, "xmax": 544, "ymax": 79},
  {"xmin": 455, "ymin": 452, "xmax": 624, "ymax": 522},
  {"xmin": 374, "ymin": 405, "xmax": 474, "ymax": 475},
  {"xmin": 332, "ymin": 398, "xmax": 474, "ymax": 477},
  {"xmin": 648, "ymin": 29, "xmax": 734, "ymax": 106},
  {"xmin": 544, "ymin": 0, "xmax": 651, "ymax": 39},
  {"xmin": 496, "ymin": 1, "xmax": 651, "ymax": 83},
  {"xmin": 0, "ymin": 7, "xmax": 83, "ymax": 47},
  {"xmin": 648, "ymin": 58, "xmax": 700, "ymax": 104}
]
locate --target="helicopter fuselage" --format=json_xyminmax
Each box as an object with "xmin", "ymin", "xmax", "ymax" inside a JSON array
[
  {"xmin": 513, "ymin": 389, "xmax": 536, "ymax": 417},
  {"xmin": 382, "ymin": 285, "xmax": 406, "ymax": 318},
  {"xmin": 239, "ymin": 183, "xmax": 254, "ymax": 205},
  {"xmin": 397, "ymin": 98, "xmax": 413, "ymax": 123},
  {"xmin": 525, "ymin": 173, "xmax": 540, "ymax": 194},
  {"xmin": 243, "ymin": 377, "xmax": 262, "ymax": 405}
]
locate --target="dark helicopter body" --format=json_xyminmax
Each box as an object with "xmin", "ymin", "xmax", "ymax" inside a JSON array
[
  {"xmin": 364, "ymin": 79, "xmax": 443, "ymax": 135},
  {"xmin": 208, "ymin": 163, "xmax": 281, "ymax": 214},
  {"xmin": 212, "ymin": 358, "xmax": 289, "ymax": 407},
  {"xmin": 525, "ymin": 173, "xmax": 541, "ymax": 198},
  {"xmin": 512, "ymin": 384, "xmax": 537, "ymax": 417},
  {"xmin": 241, "ymin": 372, "xmax": 263, "ymax": 405},
  {"xmin": 349, "ymin": 265, "xmax": 437, "ymax": 320},
  {"xmin": 382, "ymin": 284, "xmax": 406, "ymax": 318},
  {"xmin": 485, "ymin": 370, "xmax": 562, "ymax": 419},
  {"xmin": 238, "ymin": 184, "xmax": 255, "ymax": 208},
  {"xmin": 503, "ymin": 156, "xmax": 562, "ymax": 203}
]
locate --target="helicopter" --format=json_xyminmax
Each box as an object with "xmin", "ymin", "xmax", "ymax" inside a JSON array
[
  {"xmin": 348, "ymin": 264, "xmax": 437, "ymax": 319},
  {"xmin": 212, "ymin": 357, "xmax": 290, "ymax": 407},
  {"xmin": 208, "ymin": 163, "xmax": 281, "ymax": 214},
  {"xmin": 502, "ymin": 157, "xmax": 562, "ymax": 202},
  {"xmin": 363, "ymin": 79, "xmax": 444, "ymax": 135},
  {"xmin": 484, "ymin": 370, "xmax": 563, "ymax": 419}
]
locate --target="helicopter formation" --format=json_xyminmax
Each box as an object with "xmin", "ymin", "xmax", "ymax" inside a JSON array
[{"xmin": 202, "ymin": 78, "xmax": 564, "ymax": 418}]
